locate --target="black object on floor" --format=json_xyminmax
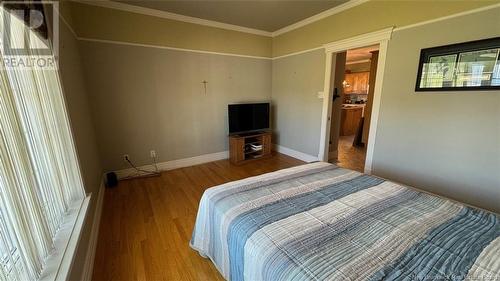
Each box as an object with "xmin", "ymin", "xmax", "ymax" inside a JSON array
[
  {"xmin": 105, "ymin": 172, "xmax": 118, "ymax": 188},
  {"xmin": 353, "ymin": 117, "xmax": 365, "ymax": 147}
]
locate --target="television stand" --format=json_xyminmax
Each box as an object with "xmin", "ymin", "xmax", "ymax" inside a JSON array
[{"xmin": 229, "ymin": 131, "xmax": 271, "ymax": 165}]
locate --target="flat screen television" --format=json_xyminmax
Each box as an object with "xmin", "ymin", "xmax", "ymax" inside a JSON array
[{"xmin": 228, "ymin": 103, "xmax": 270, "ymax": 135}]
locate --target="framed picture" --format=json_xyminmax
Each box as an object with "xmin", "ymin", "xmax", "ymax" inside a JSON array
[{"xmin": 415, "ymin": 37, "xmax": 500, "ymax": 92}]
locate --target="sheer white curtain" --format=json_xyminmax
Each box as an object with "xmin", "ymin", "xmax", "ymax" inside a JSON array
[{"xmin": 0, "ymin": 7, "xmax": 85, "ymax": 281}]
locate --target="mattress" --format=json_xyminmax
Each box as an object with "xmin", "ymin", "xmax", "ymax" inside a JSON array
[{"xmin": 190, "ymin": 162, "xmax": 500, "ymax": 281}]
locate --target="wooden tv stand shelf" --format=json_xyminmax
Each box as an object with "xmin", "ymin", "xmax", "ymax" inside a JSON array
[{"xmin": 229, "ymin": 131, "xmax": 272, "ymax": 165}]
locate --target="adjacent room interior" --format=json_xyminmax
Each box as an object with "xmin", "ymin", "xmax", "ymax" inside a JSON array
[
  {"xmin": 0, "ymin": 1, "xmax": 498, "ymax": 280},
  {"xmin": 328, "ymin": 44, "xmax": 379, "ymax": 172}
]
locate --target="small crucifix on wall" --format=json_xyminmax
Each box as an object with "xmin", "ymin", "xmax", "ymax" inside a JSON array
[{"xmin": 202, "ymin": 80, "xmax": 208, "ymax": 94}]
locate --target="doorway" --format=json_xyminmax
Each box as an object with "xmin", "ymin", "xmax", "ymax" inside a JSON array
[
  {"xmin": 318, "ymin": 28, "xmax": 393, "ymax": 174},
  {"xmin": 333, "ymin": 45, "xmax": 379, "ymax": 172}
]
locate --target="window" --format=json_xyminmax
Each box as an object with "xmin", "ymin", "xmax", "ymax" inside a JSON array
[
  {"xmin": 0, "ymin": 6, "xmax": 86, "ymax": 281},
  {"xmin": 416, "ymin": 37, "xmax": 500, "ymax": 91}
]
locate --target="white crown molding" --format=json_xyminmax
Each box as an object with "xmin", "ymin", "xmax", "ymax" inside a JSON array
[
  {"xmin": 272, "ymin": 46, "xmax": 324, "ymax": 60},
  {"xmin": 73, "ymin": 0, "xmax": 273, "ymax": 37},
  {"xmin": 273, "ymin": 1, "xmax": 500, "ymax": 37},
  {"xmin": 62, "ymin": 11, "xmax": 272, "ymax": 60},
  {"xmin": 68, "ymin": 0, "xmax": 500, "ymax": 42},
  {"xmin": 65, "ymin": 0, "xmax": 499, "ymax": 60},
  {"xmin": 273, "ymin": 3, "xmax": 499, "ymax": 58},
  {"xmin": 78, "ymin": 37, "xmax": 272, "ymax": 60},
  {"xmin": 393, "ymin": 2, "xmax": 500, "ymax": 32},
  {"xmin": 324, "ymin": 27, "xmax": 393, "ymax": 53},
  {"xmin": 71, "ymin": 0, "xmax": 369, "ymax": 38},
  {"xmin": 272, "ymin": 0, "xmax": 370, "ymax": 37}
]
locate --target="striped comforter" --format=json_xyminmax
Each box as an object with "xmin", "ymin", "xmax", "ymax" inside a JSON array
[{"xmin": 190, "ymin": 162, "xmax": 500, "ymax": 281}]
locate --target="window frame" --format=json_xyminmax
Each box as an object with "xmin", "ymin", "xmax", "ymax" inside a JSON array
[
  {"xmin": 0, "ymin": 4, "xmax": 91, "ymax": 280},
  {"xmin": 415, "ymin": 37, "xmax": 500, "ymax": 92},
  {"xmin": 38, "ymin": 196, "xmax": 90, "ymax": 281}
]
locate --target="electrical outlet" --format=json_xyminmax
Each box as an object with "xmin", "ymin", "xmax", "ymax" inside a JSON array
[
  {"xmin": 150, "ymin": 150, "xmax": 156, "ymax": 158},
  {"xmin": 123, "ymin": 154, "xmax": 130, "ymax": 162}
]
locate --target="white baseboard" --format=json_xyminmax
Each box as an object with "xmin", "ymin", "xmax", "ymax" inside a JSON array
[
  {"xmin": 114, "ymin": 146, "xmax": 318, "ymax": 180},
  {"xmin": 115, "ymin": 151, "xmax": 229, "ymax": 179},
  {"xmin": 80, "ymin": 178, "xmax": 105, "ymax": 281},
  {"xmin": 273, "ymin": 144, "xmax": 319, "ymax": 163}
]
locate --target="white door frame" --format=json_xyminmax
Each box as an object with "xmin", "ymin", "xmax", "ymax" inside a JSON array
[{"xmin": 318, "ymin": 27, "xmax": 393, "ymax": 174}]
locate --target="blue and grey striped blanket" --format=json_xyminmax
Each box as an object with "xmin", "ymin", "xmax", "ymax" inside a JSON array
[{"xmin": 190, "ymin": 162, "xmax": 500, "ymax": 281}]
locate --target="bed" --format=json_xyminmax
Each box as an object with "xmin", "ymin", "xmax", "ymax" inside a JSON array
[{"xmin": 190, "ymin": 162, "xmax": 500, "ymax": 281}]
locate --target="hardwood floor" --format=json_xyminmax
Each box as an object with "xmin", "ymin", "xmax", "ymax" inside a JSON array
[
  {"xmin": 92, "ymin": 152, "xmax": 304, "ymax": 281},
  {"xmin": 336, "ymin": 135, "xmax": 366, "ymax": 172}
]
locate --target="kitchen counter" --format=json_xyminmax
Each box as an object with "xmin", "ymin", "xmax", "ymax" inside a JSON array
[
  {"xmin": 340, "ymin": 105, "xmax": 364, "ymax": 136},
  {"xmin": 342, "ymin": 104, "xmax": 366, "ymax": 116},
  {"xmin": 342, "ymin": 104, "xmax": 365, "ymax": 107}
]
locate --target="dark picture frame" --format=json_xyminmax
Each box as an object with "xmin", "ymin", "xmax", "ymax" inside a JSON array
[{"xmin": 415, "ymin": 37, "xmax": 500, "ymax": 92}]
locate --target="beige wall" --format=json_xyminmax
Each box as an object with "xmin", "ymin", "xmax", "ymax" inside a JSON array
[
  {"xmin": 58, "ymin": 16, "xmax": 103, "ymax": 280},
  {"xmin": 66, "ymin": 1, "xmax": 272, "ymax": 58},
  {"xmin": 273, "ymin": 0, "xmax": 497, "ymax": 57},
  {"xmin": 79, "ymin": 41, "xmax": 271, "ymax": 171},
  {"xmin": 62, "ymin": 1, "xmax": 499, "ymax": 59},
  {"xmin": 271, "ymin": 49, "xmax": 325, "ymax": 156},
  {"xmin": 372, "ymin": 7, "xmax": 500, "ymax": 213},
  {"xmin": 270, "ymin": 5, "xmax": 500, "ymax": 212}
]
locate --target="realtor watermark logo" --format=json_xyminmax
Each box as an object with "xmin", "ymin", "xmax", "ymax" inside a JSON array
[{"xmin": 0, "ymin": 1, "xmax": 59, "ymax": 69}]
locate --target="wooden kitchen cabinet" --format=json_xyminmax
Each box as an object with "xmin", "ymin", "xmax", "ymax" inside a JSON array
[
  {"xmin": 341, "ymin": 107, "xmax": 363, "ymax": 136},
  {"xmin": 344, "ymin": 72, "xmax": 369, "ymax": 94}
]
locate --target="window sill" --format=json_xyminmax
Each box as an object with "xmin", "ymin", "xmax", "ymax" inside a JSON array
[{"xmin": 39, "ymin": 194, "xmax": 91, "ymax": 281}]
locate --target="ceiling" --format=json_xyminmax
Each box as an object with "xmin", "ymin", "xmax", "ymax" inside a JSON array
[
  {"xmin": 346, "ymin": 45, "xmax": 379, "ymax": 63},
  {"xmin": 114, "ymin": 0, "xmax": 348, "ymax": 32}
]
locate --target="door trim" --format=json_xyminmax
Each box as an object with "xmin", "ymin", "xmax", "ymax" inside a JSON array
[{"xmin": 318, "ymin": 27, "xmax": 393, "ymax": 174}]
